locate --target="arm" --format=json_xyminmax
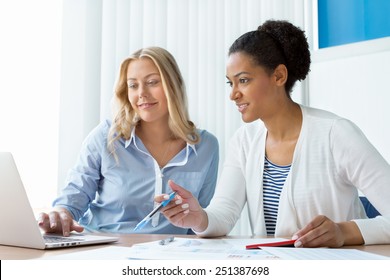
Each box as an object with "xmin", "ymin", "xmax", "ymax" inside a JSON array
[
  {"xmin": 197, "ymin": 128, "xmax": 247, "ymax": 237},
  {"xmin": 333, "ymin": 119, "xmax": 390, "ymax": 245},
  {"xmin": 43, "ymin": 122, "xmax": 108, "ymax": 234},
  {"xmin": 293, "ymin": 119, "xmax": 390, "ymax": 247}
]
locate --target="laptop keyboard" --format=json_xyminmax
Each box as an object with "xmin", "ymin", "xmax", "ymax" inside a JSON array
[{"xmin": 43, "ymin": 235, "xmax": 84, "ymax": 243}]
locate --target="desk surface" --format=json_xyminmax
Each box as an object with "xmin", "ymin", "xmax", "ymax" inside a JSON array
[{"xmin": 1, "ymin": 234, "xmax": 390, "ymax": 260}]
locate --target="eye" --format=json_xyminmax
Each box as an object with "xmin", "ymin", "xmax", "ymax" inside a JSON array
[
  {"xmin": 226, "ymin": 80, "xmax": 232, "ymax": 87},
  {"xmin": 127, "ymin": 82, "xmax": 137, "ymax": 89},
  {"xmin": 239, "ymin": 78, "xmax": 249, "ymax": 84},
  {"xmin": 146, "ymin": 79, "xmax": 159, "ymax": 86}
]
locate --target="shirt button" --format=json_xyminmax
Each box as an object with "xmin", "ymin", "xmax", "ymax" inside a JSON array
[{"xmin": 159, "ymin": 173, "xmax": 164, "ymax": 178}]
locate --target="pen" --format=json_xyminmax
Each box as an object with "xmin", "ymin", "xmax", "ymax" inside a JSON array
[
  {"xmin": 133, "ymin": 192, "xmax": 177, "ymax": 231},
  {"xmin": 159, "ymin": 236, "xmax": 175, "ymax": 245}
]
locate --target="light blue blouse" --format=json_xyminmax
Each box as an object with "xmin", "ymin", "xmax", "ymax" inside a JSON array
[{"xmin": 53, "ymin": 120, "xmax": 219, "ymax": 234}]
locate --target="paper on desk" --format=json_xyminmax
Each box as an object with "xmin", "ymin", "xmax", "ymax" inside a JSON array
[
  {"xmin": 260, "ymin": 247, "xmax": 390, "ymax": 260},
  {"xmin": 39, "ymin": 238, "xmax": 389, "ymax": 260},
  {"xmin": 126, "ymin": 237, "xmax": 283, "ymax": 260},
  {"xmin": 127, "ymin": 238, "xmax": 390, "ymax": 260},
  {"xmin": 39, "ymin": 238, "xmax": 284, "ymax": 260}
]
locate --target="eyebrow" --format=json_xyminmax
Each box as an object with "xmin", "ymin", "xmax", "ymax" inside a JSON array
[
  {"xmin": 234, "ymin": 71, "xmax": 251, "ymax": 77},
  {"xmin": 127, "ymin": 72, "xmax": 160, "ymax": 81},
  {"xmin": 226, "ymin": 71, "xmax": 251, "ymax": 79}
]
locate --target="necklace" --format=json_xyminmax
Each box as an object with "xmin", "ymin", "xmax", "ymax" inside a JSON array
[{"xmin": 158, "ymin": 140, "xmax": 173, "ymax": 169}]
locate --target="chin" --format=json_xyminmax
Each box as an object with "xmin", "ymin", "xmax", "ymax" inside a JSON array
[{"xmin": 241, "ymin": 114, "xmax": 257, "ymax": 123}]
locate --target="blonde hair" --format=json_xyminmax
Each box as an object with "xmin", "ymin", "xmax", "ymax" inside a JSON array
[{"xmin": 108, "ymin": 46, "xmax": 199, "ymax": 154}]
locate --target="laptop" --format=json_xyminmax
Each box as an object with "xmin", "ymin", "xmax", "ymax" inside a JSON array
[{"xmin": 0, "ymin": 152, "xmax": 119, "ymax": 249}]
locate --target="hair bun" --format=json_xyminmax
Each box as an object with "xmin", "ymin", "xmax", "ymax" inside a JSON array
[{"xmin": 258, "ymin": 20, "xmax": 311, "ymax": 81}]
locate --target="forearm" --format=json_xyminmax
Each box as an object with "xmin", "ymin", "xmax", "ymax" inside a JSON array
[{"xmin": 353, "ymin": 216, "xmax": 390, "ymax": 245}]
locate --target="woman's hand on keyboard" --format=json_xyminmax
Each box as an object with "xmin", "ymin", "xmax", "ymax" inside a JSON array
[{"xmin": 37, "ymin": 207, "xmax": 84, "ymax": 236}]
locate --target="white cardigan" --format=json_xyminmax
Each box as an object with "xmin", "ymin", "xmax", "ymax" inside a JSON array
[{"xmin": 199, "ymin": 105, "xmax": 390, "ymax": 245}]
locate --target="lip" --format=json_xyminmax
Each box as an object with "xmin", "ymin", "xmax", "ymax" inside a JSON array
[
  {"xmin": 138, "ymin": 102, "xmax": 158, "ymax": 109},
  {"xmin": 236, "ymin": 103, "xmax": 249, "ymax": 113}
]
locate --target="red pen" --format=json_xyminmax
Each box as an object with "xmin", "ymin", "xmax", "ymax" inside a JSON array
[{"xmin": 246, "ymin": 239, "xmax": 296, "ymax": 249}]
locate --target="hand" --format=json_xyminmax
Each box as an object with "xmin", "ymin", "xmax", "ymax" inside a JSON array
[
  {"xmin": 155, "ymin": 180, "xmax": 208, "ymax": 232},
  {"xmin": 292, "ymin": 215, "xmax": 363, "ymax": 248},
  {"xmin": 37, "ymin": 207, "xmax": 84, "ymax": 237}
]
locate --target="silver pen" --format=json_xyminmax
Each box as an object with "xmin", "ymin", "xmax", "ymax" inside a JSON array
[{"xmin": 159, "ymin": 236, "xmax": 175, "ymax": 245}]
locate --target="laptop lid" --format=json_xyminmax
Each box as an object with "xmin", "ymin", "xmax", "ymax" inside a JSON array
[{"xmin": 0, "ymin": 152, "xmax": 118, "ymax": 249}]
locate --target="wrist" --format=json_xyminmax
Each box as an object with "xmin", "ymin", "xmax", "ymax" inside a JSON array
[
  {"xmin": 192, "ymin": 209, "xmax": 209, "ymax": 232},
  {"xmin": 338, "ymin": 221, "xmax": 364, "ymax": 246}
]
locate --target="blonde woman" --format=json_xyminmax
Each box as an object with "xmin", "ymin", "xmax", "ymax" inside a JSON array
[{"xmin": 38, "ymin": 47, "xmax": 219, "ymax": 236}]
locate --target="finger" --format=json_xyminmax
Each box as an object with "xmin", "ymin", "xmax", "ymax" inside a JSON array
[
  {"xmin": 162, "ymin": 203, "xmax": 189, "ymax": 219},
  {"xmin": 59, "ymin": 211, "xmax": 72, "ymax": 236},
  {"xmin": 168, "ymin": 180, "xmax": 193, "ymax": 199},
  {"xmin": 293, "ymin": 215, "xmax": 326, "ymax": 239},
  {"xmin": 159, "ymin": 199, "xmax": 182, "ymax": 213},
  {"xmin": 154, "ymin": 194, "xmax": 168, "ymax": 203},
  {"xmin": 37, "ymin": 213, "xmax": 51, "ymax": 231},
  {"xmin": 71, "ymin": 221, "xmax": 84, "ymax": 233},
  {"xmin": 37, "ymin": 212, "xmax": 46, "ymax": 225},
  {"xmin": 154, "ymin": 192, "xmax": 182, "ymax": 212},
  {"xmin": 48, "ymin": 211, "xmax": 60, "ymax": 230},
  {"xmin": 294, "ymin": 216, "xmax": 329, "ymax": 247},
  {"xmin": 301, "ymin": 218, "xmax": 345, "ymax": 248},
  {"xmin": 169, "ymin": 209, "xmax": 190, "ymax": 225},
  {"xmin": 163, "ymin": 206, "xmax": 190, "ymax": 226},
  {"xmin": 296, "ymin": 226, "xmax": 329, "ymax": 248}
]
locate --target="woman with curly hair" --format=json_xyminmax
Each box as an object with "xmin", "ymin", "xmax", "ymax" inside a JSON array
[
  {"xmin": 159, "ymin": 20, "xmax": 390, "ymax": 248},
  {"xmin": 38, "ymin": 47, "xmax": 219, "ymax": 235}
]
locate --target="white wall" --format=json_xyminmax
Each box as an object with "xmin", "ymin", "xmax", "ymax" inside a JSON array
[{"xmin": 308, "ymin": 37, "xmax": 390, "ymax": 163}]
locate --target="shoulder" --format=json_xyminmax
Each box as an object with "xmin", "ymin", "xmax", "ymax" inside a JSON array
[
  {"xmin": 302, "ymin": 105, "xmax": 341, "ymax": 122},
  {"xmin": 301, "ymin": 105, "xmax": 365, "ymax": 141},
  {"xmin": 95, "ymin": 119, "xmax": 111, "ymax": 132},
  {"xmin": 302, "ymin": 105, "xmax": 353, "ymax": 131},
  {"xmin": 222, "ymin": 121, "xmax": 266, "ymax": 155},
  {"xmin": 197, "ymin": 129, "xmax": 219, "ymax": 147},
  {"xmin": 83, "ymin": 119, "xmax": 112, "ymax": 146},
  {"xmin": 234, "ymin": 120, "xmax": 266, "ymax": 141}
]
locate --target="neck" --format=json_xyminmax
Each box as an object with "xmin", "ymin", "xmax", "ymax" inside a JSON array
[
  {"xmin": 136, "ymin": 119, "xmax": 173, "ymax": 144},
  {"xmin": 263, "ymin": 100, "xmax": 302, "ymax": 141}
]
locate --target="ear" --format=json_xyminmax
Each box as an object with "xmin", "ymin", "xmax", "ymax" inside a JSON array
[{"xmin": 273, "ymin": 64, "xmax": 288, "ymax": 86}]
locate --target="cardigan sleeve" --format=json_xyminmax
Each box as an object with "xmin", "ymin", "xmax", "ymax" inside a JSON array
[
  {"xmin": 194, "ymin": 127, "xmax": 248, "ymax": 237},
  {"xmin": 331, "ymin": 119, "xmax": 390, "ymax": 244}
]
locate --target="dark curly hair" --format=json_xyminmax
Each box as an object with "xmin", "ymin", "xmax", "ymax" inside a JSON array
[{"xmin": 228, "ymin": 20, "xmax": 311, "ymax": 95}]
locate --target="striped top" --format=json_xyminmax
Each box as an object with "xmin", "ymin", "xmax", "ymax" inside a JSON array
[{"xmin": 262, "ymin": 157, "xmax": 291, "ymax": 236}]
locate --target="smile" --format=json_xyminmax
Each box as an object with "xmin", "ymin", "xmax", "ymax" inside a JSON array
[
  {"xmin": 138, "ymin": 102, "xmax": 157, "ymax": 109},
  {"xmin": 237, "ymin": 103, "xmax": 248, "ymax": 112}
]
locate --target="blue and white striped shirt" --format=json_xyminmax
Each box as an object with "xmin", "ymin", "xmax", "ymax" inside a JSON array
[{"xmin": 262, "ymin": 157, "xmax": 291, "ymax": 236}]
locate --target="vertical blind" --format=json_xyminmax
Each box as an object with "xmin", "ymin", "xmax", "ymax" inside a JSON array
[{"xmin": 59, "ymin": 0, "xmax": 311, "ymax": 235}]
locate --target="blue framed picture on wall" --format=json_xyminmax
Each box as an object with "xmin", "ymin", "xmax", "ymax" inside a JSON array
[{"xmin": 318, "ymin": 0, "xmax": 390, "ymax": 48}]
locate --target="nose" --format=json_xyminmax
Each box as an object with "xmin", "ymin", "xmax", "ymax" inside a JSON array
[
  {"xmin": 138, "ymin": 85, "xmax": 149, "ymax": 99},
  {"xmin": 229, "ymin": 86, "xmax": 240, "ymax": 101}
]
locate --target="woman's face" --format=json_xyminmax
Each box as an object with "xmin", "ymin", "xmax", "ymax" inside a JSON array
[
  {"xmin": 127, "ymin": 57, "xmax": 169, "ymax": 124},
  {"xmin": 226, "ymin": 52, "xmax": 277, "ymax": 123}
]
